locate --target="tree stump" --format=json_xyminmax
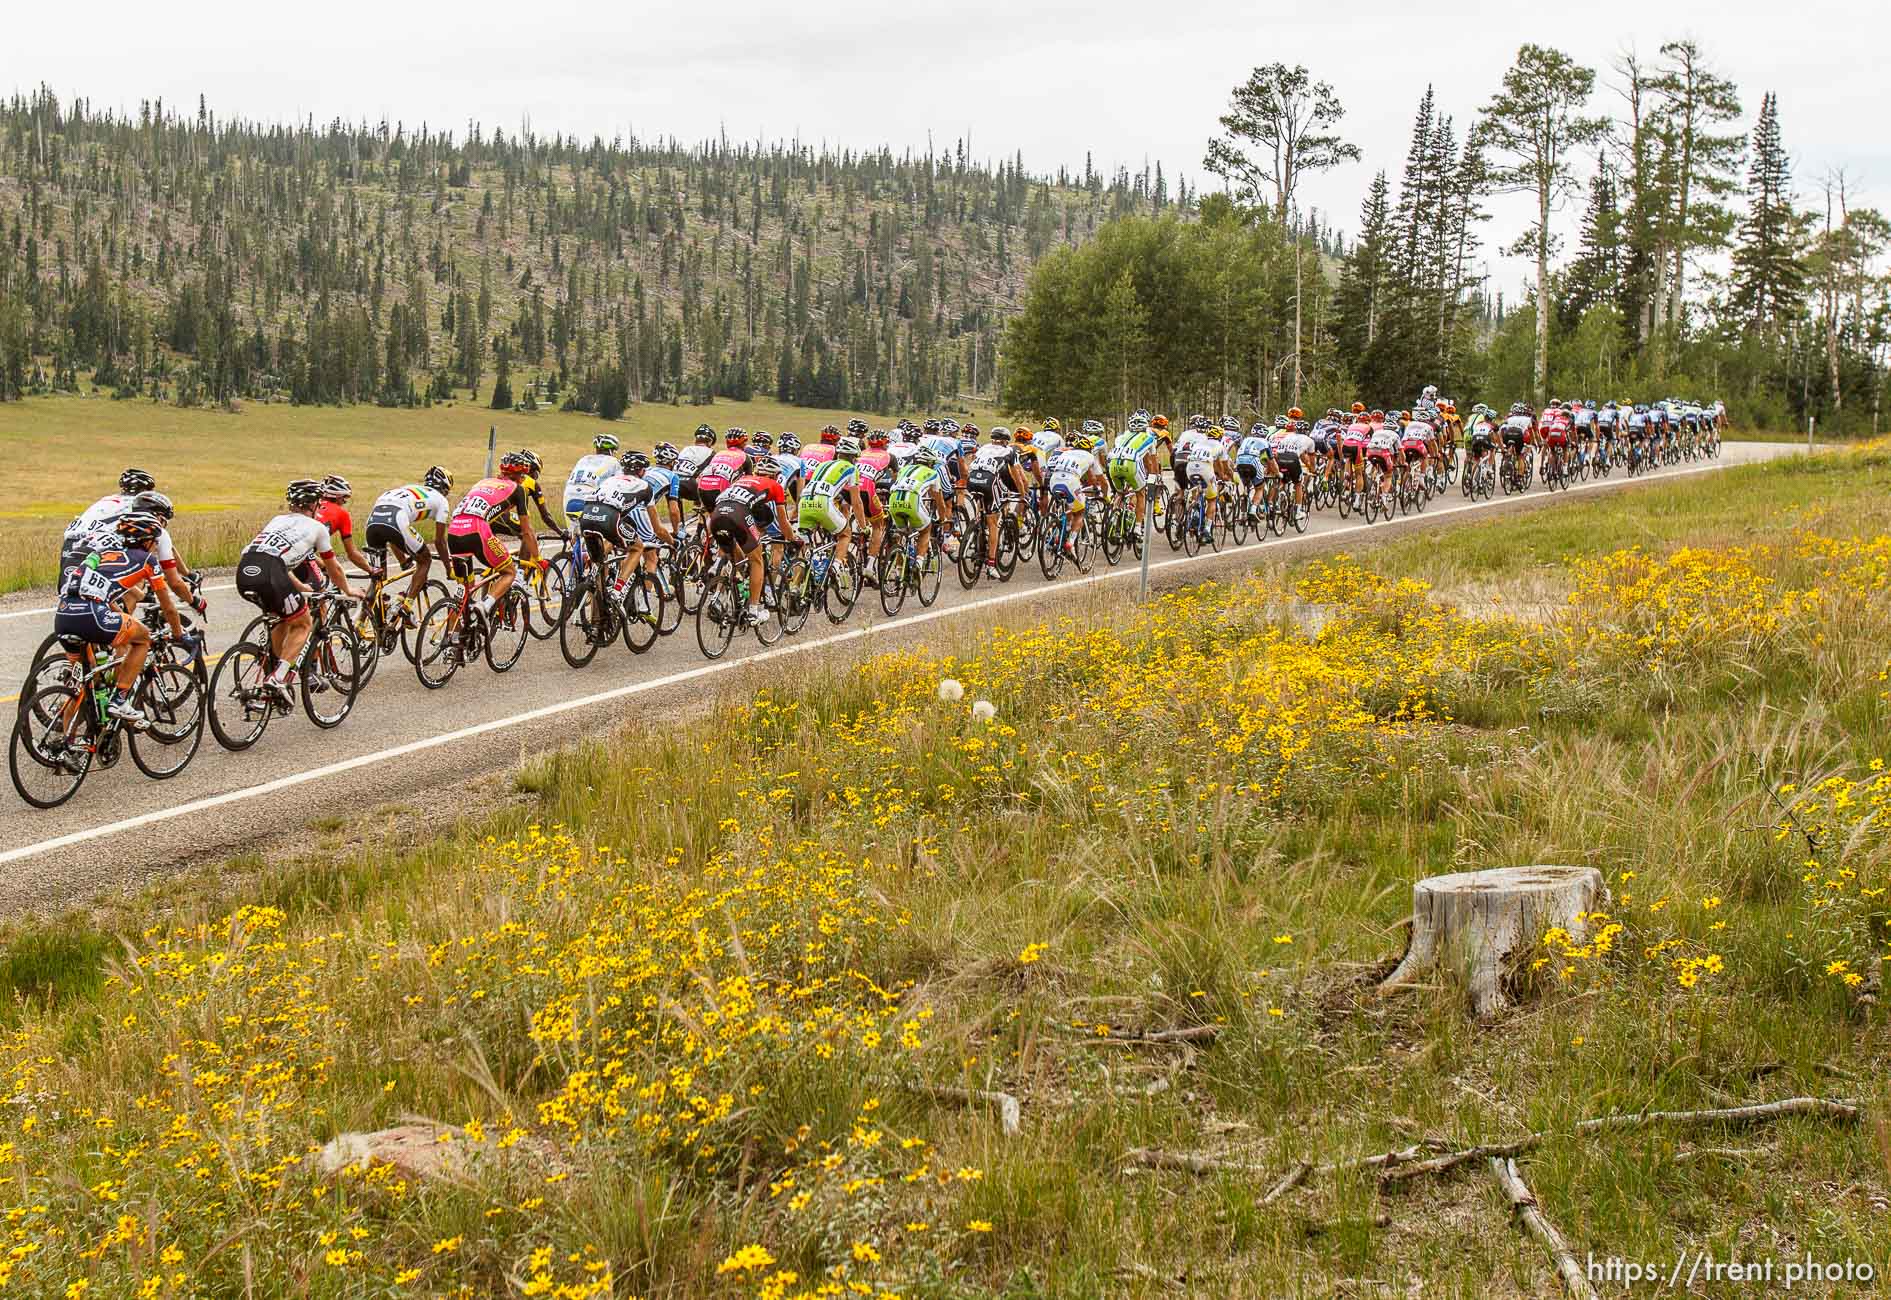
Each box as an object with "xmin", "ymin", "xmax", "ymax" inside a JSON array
[{"xmin": 1378, "ymin": 866, "xmax": 1607, "ymax": 1018}]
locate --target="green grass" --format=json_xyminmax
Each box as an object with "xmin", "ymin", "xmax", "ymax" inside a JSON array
[
  {"xmin": 0, "ymin": 392, "xmax": 1000, "ymax": 591},
  {"xmin": 2, "ymin": 447, "xmax": 1889, "ymax": 1296}
]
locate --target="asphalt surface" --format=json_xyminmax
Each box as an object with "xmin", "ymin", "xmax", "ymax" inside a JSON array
[{"xmin": 0, "ymin": 442, "xmax": 1801, "ymax": 915}]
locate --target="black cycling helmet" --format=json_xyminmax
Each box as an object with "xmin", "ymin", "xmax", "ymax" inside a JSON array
[
  {"xmin": 119, "ymin": 468, "xmax": 156, "ymax": 495},
  {"xmin": 286, "ymin": 478, "xmax": 324, "ymax": 508},
  {"xmin": 846, "ymin": 417, "xmax": 869, "ymax": 435},
  {"xmin": 621, "ymin": 450, "xmax": 650, "ymax": 475},
  {"xmin": 113, "ymin": 511, "xmax": 164, "ymax": 549},
  {"xmin": 423, "ymin": 466, "xmax": 453, "ymax": 494},
  {"xmin": 777, "ymin": 433, "xmax": 802, "ymax": 454},
  {"xmin": 130, "ymin": 490, "xmax": 174, "ymax": 521},
  {"xmin": 750, "ymin": 431, "xmax": 774, "ymax": 451},
  {"xmin": 693, "ymin": 424, "xmax": 716, "ymax": 444},
  {"xmin": 653, "ymin": 442, "xmax": 679, "ymax": 467}
]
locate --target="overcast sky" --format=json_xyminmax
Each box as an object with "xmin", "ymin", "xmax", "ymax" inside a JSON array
[{"xmin": 7, "ymin": 0, "xmax": 1885, "ymax": 295}]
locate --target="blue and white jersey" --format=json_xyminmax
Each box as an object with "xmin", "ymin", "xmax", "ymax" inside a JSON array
[
  {"xmin": 773, "ymin": 452, "xmax": 806, "ymax": 492},
  {"xmin": 1235, "ymin": 435, "xmax": 1271, "ymax": 466},
  {"xmin": 641, "ymin": 465, "xmax": 681, "ymax": 501}
]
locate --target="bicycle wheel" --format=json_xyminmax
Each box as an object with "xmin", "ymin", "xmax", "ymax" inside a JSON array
[
  {"xmin": 957, "ymin": 522, "xmax": 984, "ymax": 588},
  {"xmin": 1100, "ymin": 503, "xmax": 1126, "ymax": 567},
  {"xmin": 1072, "ymin": 510, "xmax": 1099, "ymax": 573},
  {"xmin": 485, "ymin": 591, "xmax": 530, "ymax": 672},
  {"xmin": 209, "ymin": 641, "xmax": 275, "ymax": 750},
  {"xmin": 677, "ymin": 536, "xmax": 709, "ymax": 615},
  {"xmin": 915, "ymin": 544, "xmax": 943, "ymax": 606},
  {"xmin": 879, "ymin": 548, "xmax": 909, "ymax": 616},
  {"xmin": 752, "ymin": 575, "xmax": 785, "ymax": 646},
  {"xmin": 303, "ymin": 620, "xmax": 363, "ymax": 728},
  {"xmin": 351, "ymin": 596, "xmax": 385, "ymax": 692},
  {"xmin": 696, "ymin": 569, "xmax": 737, "ymax": 659},
  {"xmin": 1289, "ymin": 491, "xmax": 1308, "ymax": 534},
  {"xmin": 522, "ymin": 559, "xmax": 565, "ymax": 640},
  {"xmin": 559, "ymin": 578, "xmax": 608, "ymax": 668},
  {"xmin": 1038, "ymin": 517, "xmax": 1065, "ymax": 580},
  {"xmin": 779, "ymin": 554, "xmax": 815, "ymax": 635},
  {"xmin": 129, "ymin": 657, "xmax": 206, "ymax": 779},
  {"xmin": 827, "ymin": 551, "xmax": 863, "ymax": 621},
  {"xmin": 10, "ymin": 686, "xmax": 95, "ymax": 808},
  {"xmin": 1227, "ymin": 494, "xmax": 1250, "ymax": 546},
  {"xmin": 996, "ymin": 515, "xmax": 1021, "ymax": 580},
  {"xmin": 622, "ymin": 573, "xmax": 662, "ymax": 654},
  {"xmin": 414, "ymin": 596, "xmax": 462, "ymax": 689}
]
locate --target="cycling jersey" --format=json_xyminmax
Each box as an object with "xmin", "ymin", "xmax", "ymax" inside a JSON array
[
  {"xmin": 710, "ymin": 473, "xmax": 788, "ymax": 552},
  {"xmin": 1032, "ymin": 431, "xmax": 1065, "ymax": 460},
  {"xmin": 1184, "ymin": 437, "xmax": 1229, "ymax": 481},
  {"xmin": 967, "ymin": 443, "xmax": 1020, "ymax": 497},
  {"xmin": 799, "ymin": 459, "xmax": 858, "ymax": 533},
  {"xmin": 695, "ymin": 448, "xmax": 752, "ymax": 494},
  {"xmin": 890, "ymin": 462, "xmax": 944, "ymax": 528},
  {"xmin": 1048, "ymin": 447, "xmax": 1100, "ymax": 498},
  {"xmin": 1112, "ymin": 428, "xmax": 1157, "ymax": 461},
  {"xmin": 447, "ymin": 477, "xmax": 526, "ymax": 569},
  {"xmin": 579, "ymin": 472, "xmax": 659, "ymax": 548},
  {"xmin": 55, "ymin": 541, "xmax": 158, "ymax": 647},
  {"xmin": 314, "ymin": 500, "xmax": 355, "ymax": 544},
  {"xmin": 245, "ymin": 513, "xmax": 335, "ymax": 569},
  {"xmin": 366, "ymin": 484, "xmax": 450, "ymax": 559},
  {"xmin": 800, "ymin": 442, "xmax": 838, "ymax": 469},
  {"xmin": 1235, "ymin": 435, "xmax": 1271, "ymax": 468},
  {"xmin": 641, "ymin": 464, "xmax": 681, "ymax": 502},
  {"xmin": 60, "ymin": 496, "xmax": 178, "ymax": 575},
  {"xmin": 676, "ymin": 444, "xmax": 716, "ymax": 479},
  {"xmin": 858, "ymin": 448, "xmax": 896, "ymax": 495},
  {"xmin": 65, "ymin": 494, "xmax": 132, "ymax": 539},
  {"xmin": 773, "ymin": 452, "xmax": 806, "ymax": 494},
  {"xmin": 563, "ymin": 453, "xmax": 622, "ymax": 511}
]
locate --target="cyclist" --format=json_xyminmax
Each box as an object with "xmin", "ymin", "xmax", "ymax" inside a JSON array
[
  {"xmin": 363, "ymin": 466, "xmax": 453, "ymax": 620},
  {"xmin": 1367, "ymin": 413, "xmax": 1401, "ymax": 498},
  {"xmin": 1235, "ymin": 421, "xmax": 1272, "ymax": 518},
  {"xmin": 1571, "ymin": 400, "xmax": 1596, "ymax": 471},
  {"xmin": 694, "ymin": 429, "xmax": 754, "ymax": 513},
  {"xmin": 856, "ymin": 427, "xmax": 896, "ymax": 572},
  {"xmin": 1183, "ymin": 418, "xmax": 1234, "ymax": 533},
  {"xmin": 772, "ymin": 434, "xmax": 807, "ymax": 505},
  {"xmin": 1501, "ymin": 403, "xmax": 1535, "ymax": 483},
  {"xmin": 54, "ymin": 510, "xmax": 189, "ymax": 729},
  {"xmin": 315, "ymin": 475, "xmax": 374, "ymax": 577},
  {"xmin": 801, "ymin": 423, "xmax": 841, "ymax": 472},
  {"xmin": 1465, "ymin": 405, "xmax": 1498, "ymax": 481},
  {"xmin": 62, "ymin": 469, "xmax": 203, "ymax": 616},
  {"xmin": 889, "ymin": 447, "xmax": 953, "ymax": 573},
  {"xmin": 709, "ymin": 454, "xmax": 798, "ymax": 626},
  {"xmin": 580, "ymin": 449, "xmax": 671, "ymax": 606},
  {"xmin": 1596, "ymin": 401, "xmax": 1620, "ymax": 462},
  {"xmin": 646, "ymin": 444, "xmax": 686, "ymax": 535},
  {"xmin": 1540, "ymin": 400, "xmax": 1572, "ymax": 482},
  {"xmin": 1106, "ymin": 414, "xmax": 1161, "ymax": 537},
  {"xmin": 445, "ymin": 453, "xmax": 544, "ymax": 625},
  {"xmin": 563, "ymin": 433, "xmax": 624, "ymax": 522},
  {"xmin": 1342, "ymin": 407, "xmax": 1372, "ymax": 496},
  {"xmin": 798, "ymin": 435, "xmax": 868, "ymax": 574},
  {"xmin": 887, "ymin": 423, "xmax": 922, "ymax": 472},
  {"xmin": 237, "ymin": 480, "xmax": 359, "ymax": 708},
  {"xmin": 676, "ymin": 425, "xmax": 720, "ymax": 507},
  {"xmin": 1033, "ymin": 417, "xmax": 1066, "ymax": 463},
  {"xmin": 1276, "ymin": 419, "xmax": 1314, "ymax": 523},
  {"xmin": 1046, "ymin": 431, "xmax": 1106, "ymax": 559},
  {"xmin": 1398, "ymin": 411, "xmax": 1431, "ymax": 493},
  {"xmin": 918, "ymin": 420, "xmax": 966, "ymax": 513},
  {"xmin": 966, "ymin": 426, "xmax": 1031, "ymax": 582}
]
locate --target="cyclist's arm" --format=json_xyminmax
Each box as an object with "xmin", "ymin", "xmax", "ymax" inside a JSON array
[
  {"xmin": 432, "ymin": 522, "xmax": 449, "ymax": 555},
  {"xmin": 149, "ymin": 572, "xmax": 185, "ymax": 638},
  {"xmin": 321, "ymin": 550, "xmax": 356, "ymax": 600},
  {"xmin": 531, "ymin": 488, "xmax": 563, "ymax": 534}
]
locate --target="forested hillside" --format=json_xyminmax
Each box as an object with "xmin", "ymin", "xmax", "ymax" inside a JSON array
[{"xmin": 0, "ymin": 85, "xmax": 1179, "ymax": 413}]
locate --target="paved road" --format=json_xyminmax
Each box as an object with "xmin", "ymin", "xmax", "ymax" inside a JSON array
[{"xmin": 0, "ymin": 443, "xmax": 1802, "ymax": 914}]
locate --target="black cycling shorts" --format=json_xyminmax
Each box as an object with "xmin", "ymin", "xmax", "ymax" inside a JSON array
[
  {"xmin": 710, "ymin": 505, "xmax": 760, "ymax": 555},
  {"xmin": 364, "ymin": 520, "xmax": 422, "ymax": 562},
  {"xmin": 1276, "ymin": 452, "xmax": 1302, "ymax": 483},
  {"xmin": 236, "ymin": 552, "xmax": 305, "ymax": 618}
]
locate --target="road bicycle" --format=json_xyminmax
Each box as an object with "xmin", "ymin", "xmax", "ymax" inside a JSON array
[
  {"xmin": 957, "ymin": 494, "xmax": 1021, "ymax": 588},
  {"xmin": 1097, "ymin": 488, "xmax": 1147, "ymax": 567},
  {"xmin": 208, "ymin": 588, "xmax": 361, "ymax": 750},
  {"xmin": 351, "ymin": 551, "xmax": 450, "ymax": 689},
  {"xmin": 10, "ymin": 623, "xmax": 207, "ymax": 809},
  {"xmin": 877, "ymin": 523, "xmax": 946, "ymax": 614},
  {"xmin": 411, "ymin": 556, "xmax": 535, "ymax": 689}
]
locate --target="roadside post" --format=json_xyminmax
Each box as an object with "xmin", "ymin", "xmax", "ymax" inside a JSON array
[
  {"xmin": 1807, "ymin": 415, "xmax": 1814, "ymax": 455},
  {"xmin": 486, "ymin": 425, "xmax": 497, "ymax": 477}
]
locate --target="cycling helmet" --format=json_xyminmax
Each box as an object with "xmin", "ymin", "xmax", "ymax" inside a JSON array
[
  {"xmin": 1068, "ymin": 433, "xmax": 1093, "ymax": 452},
  {"xmin": 1127, "ymin": 415, "xmax": 1149, "ymax": 433},
  {"xmin": 424, "ymin": 465, "xmax": 453, "ymax": 494},
  {"xmin": 1249, "ymin": 421, "xmax": 1269, "ymax": 436},
  {"xmin": 1040, "ymin": 416, "xmax": 1062, "ymax": 433},
  {"xmin": 939, "ymin": 418, "xmax": 962, "ymax": 435},
  {"xmin": 1351, "ymin": 402, "xmax": 1366, "ymax": 414},
  {"xmin": 913, "ymin": 447, "xmax": 941, "ymax": 467},
  {"xmin": 1014, "ymin": 423, "xmax": 1034, "ymax": 439},
  {"xmin": 499, "ymin": 451, "xmax": 531, "ymax": 478},
  {"xmin": 286, "ymin": 478, "xmax": 324, "ymax": 508},
  {"xmin": 1511, "ymin": 402, "xmax": 1529, "ymax": 415},
  {"xmin": 1273, "ymin": 414, "xmax": 1289, "ymax": 429},
  {"xmin": 1188, "ymin": 414, "xmax": 1210, "ymax": 430},
  {"xmin": 923, "ymin": 418, "xmax": 942, "ymax": 435},
  {"xmin": 652, "ymin": 443, "xmax": 679, "ymax": 468},
  {"xmin": 724, "ymin": 428, "xmax": 749, "ymax": 447},
  {"xmin": 846, "ymin": 418, "xmax": 869, "ymax": 435},
  {"xmin": 113, "ymin": 511, "xmax": 164, "ymax": 549},
  {"xmin": 819, "ymin": 424, "xmax": 841, "ymax": 445},
  {"xmin": 1295, "ymin": 420, "xmax": 1311, "ymax": 433},
  {"xmin": 119, "ymin": 468, "xmax": 156, "ymax": 495},
  {"xmin": 694, "ymin": 424, "xmax": 716, "ymax": 445},
  {"xmin": 1371, "ymin": 409, "xmax": 1386, "ymax": 421},
  {"xmin": 896, "ymin": 418, "xmax": 918, "ymax": 433},
  {"xmin": 593, "ymin": 433, "xmax": 620, "ymax": 453},
  {"xmin": 1081, "ymin": 419, "xmax": 1105, "ymax": 435},
  {"xmin": 1150, "ymin": 414, "xmax": 1169, "ymax": 430},
  {"xmin": 962, "ymin": 423, "xmax": 981, "ymax": 438},
  {"xmin": 990, "ymin": 426, "xmax": 1012, "ymax": 443},
  {"xmin": 620, "ymin": 450, "xmax": 650, "ymax": 475},
  {"xmin": 1422, "ymin": 384, "xmax": 1439, "ymax": 401},
  {"xmin": 754, "ymin": 455, "xmax": 781, "ymax": 478},
  {"xmin": 777, "ymin": 433, "xmax": 801, "ymax": 454},
  {"xmin": 866, "ymin": 429, "xmax": 890, "ymax": 448},
  {"xmin": 836, "ymin": 436, "xmax": 863, "ymax": 459},
  {"xmin": 130, "ymin": 490, "xmax": 174, "ymax": 521},
  {"xmin": 1287, "ymin": 407, "xmax": 1305, "ymax": 422},
  {"xmin": 750, "ymin": 431, "xmax": 774, "ymax": 451},
  {"xmin": 1130, "ymin": 408, "xmax": 1151, "ymax": 423},
  {"xmin": 320, "ymin": 474, "xmax": 352, "ymax": 501}
]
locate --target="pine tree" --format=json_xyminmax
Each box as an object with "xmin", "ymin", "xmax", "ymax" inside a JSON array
[
  {"xmin": 1335, "ymin": 172, "xmax": 1391, "ymax": 360},
  {"xmin": 1728, "ymin": 92, "xmax": 1807, "ymax": 337}
]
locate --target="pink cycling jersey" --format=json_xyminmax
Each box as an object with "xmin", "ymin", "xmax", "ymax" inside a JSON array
[{"xmin": 695, "ymin": 449, "xmax": 750, "ymax": 492}]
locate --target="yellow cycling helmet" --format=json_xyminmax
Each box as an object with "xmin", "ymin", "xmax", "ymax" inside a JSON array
[{"xmin": 1041, "ymin": 416, "xmax": 1062, "ymax": 433}]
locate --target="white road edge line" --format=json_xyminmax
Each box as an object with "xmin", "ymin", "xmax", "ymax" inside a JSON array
[
  {"xmin": 1, "ymin": 580, "xmax": 239, "ymax": 620},
  {"xmin": 0, "ymin": 459, "xmax": 1734, "ymax": 866}
]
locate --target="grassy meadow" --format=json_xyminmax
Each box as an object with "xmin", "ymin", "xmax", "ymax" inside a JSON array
[
  {"xmin": 1, "ymin": 445, "xmax": 1889, "ymax": 1297},
  {"xmin": 0, "ymin": 393, "xmax": 1001, "ymax": 591}
]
